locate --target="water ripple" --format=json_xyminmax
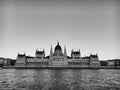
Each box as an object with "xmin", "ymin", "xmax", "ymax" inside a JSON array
[{"xmin": 0, "ymin": 69, "xmax": 120, "ymax": 90}]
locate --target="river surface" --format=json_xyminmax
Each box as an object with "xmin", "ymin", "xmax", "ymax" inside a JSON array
[{"xmin": 0, "ymin": 69, "xmax": 120, "ymax": 90}]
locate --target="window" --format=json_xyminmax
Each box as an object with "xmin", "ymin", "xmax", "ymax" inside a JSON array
[{"xmin": 75, "ymin": 57, "xmax": 80, "ymax": 59}]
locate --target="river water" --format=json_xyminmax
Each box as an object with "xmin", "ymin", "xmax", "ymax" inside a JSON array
[{"xmin": 0, "ymin": 69, "xmax": 120, "ymax": 90}]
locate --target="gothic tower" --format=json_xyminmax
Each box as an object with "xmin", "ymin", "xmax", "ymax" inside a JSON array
[
  {"xmin": 50, "ymin": 44, "xmax": 53, "ymax": 57},
  {"xmin": 64, "ymin": 45, "xmax": 67, "ymax": 59}
]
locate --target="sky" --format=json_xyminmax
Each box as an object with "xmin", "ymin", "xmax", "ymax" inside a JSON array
[{"xmin": 0, "ymin": 0, "xmax": 120, "ymax": 60}]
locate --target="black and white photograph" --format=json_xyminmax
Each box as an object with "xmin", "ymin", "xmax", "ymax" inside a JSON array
[{"xmin": 0, "ymin": 0, "xmax": 120, "ymax": 90}]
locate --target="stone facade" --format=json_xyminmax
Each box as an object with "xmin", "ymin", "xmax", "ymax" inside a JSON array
[
  {"xmin": 15, "ymin": 53, "xmax": 26, "ymax": 66},
  {"xmin": 15, "ymin": 42, "xmax": 100, "ymax": 67},
  {"xmin": 49, "ymin": 42, "xmax": 68, "ymax": 66}
]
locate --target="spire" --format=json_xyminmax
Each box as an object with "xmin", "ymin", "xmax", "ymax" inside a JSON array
[
  {"xmin": 64, "ymin": 44, "xmax": 67, "ymax": 56},
  {"xmin": 57, "ymin": 41, "xmax": 59, "ymax": 45},
  {"xmin": 43, "ymin": 49, "xmax": 45, "ymax": 53},
  {"xmin": 79, "ymin": 49, "xmax": 81, "ymax": 57},
  {"xmin": 43, "ymin": 49, "xmax": 45, "ymax": 57},
  {"xmin": 71, "ymin": 49, "xmax": 73, "ymax": 57},
  {"xmin": 79, "ymin": 49, "xmax": 80, "ymax": 52},
  {"xmin": 50, "ymin": 44, "xmax": 53, "ymax": 56},
  {"xmin": 71, "ymin": 49, "xmax": 73, "ymax": 54},
  {"xmin": 96, "ymin": 53, "xmax": 98, "ymax": 57},
  {"xmin": 79, "ymin": 49, "xmax": 81, "ymax": 53},
  {"xmin": 90, "ymin": 53, "xmax": 92, "ymax": 57}
]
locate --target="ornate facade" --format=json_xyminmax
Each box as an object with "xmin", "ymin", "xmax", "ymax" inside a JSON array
[{"xmin": 15, "ymin": 42, "xmax": 100, "ymax": 67}]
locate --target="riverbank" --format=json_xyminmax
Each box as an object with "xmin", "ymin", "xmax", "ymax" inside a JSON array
[{"xmin": 1, "ymin": 66, "xmax": 120, "ymax": 69}]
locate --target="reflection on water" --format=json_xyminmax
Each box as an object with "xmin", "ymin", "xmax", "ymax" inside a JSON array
[{"xmin": 0, "ymin": 69, "xmax": 120, "ymax": 90}]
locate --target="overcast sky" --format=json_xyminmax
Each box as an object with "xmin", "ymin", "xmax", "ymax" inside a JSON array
[{"xmin": 0, "ymin": 0, "xmax": 120, "ymax": 60}]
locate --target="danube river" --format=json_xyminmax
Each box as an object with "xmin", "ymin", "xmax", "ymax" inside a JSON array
[{"xmin": 0, "ymin": 69, "xmax": 120, "ymax": 90}]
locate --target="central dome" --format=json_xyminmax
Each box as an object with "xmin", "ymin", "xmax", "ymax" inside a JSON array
[{"xmin": 54, "ymin": 42, "xmax": 62, "ymax": 51}]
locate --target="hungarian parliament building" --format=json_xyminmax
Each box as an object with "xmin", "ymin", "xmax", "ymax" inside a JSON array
[{"xmin": 15, "ymin": 42, "xmax": 100, "ymax": 67}]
